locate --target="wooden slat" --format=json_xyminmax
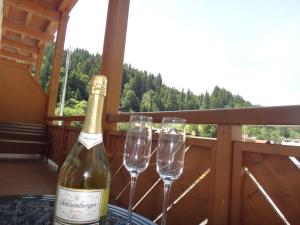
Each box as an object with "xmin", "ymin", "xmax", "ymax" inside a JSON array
[
  {"xmin": 236, "ymin": 141, "xmax": 300, "ymax": 157},
  {"xmin": 244, "ymin": 153, "xmax": 300, "ymax": 225},
  {"xmin": 100, "ymin": 0, "xmax": 130, "ymax": 131},
  {"xmin": 2, "ymin": 19, "xmax": 53, "ymax": 42},
  {"xmin": 107, "ymin": 105, "xmax": 300, "ymax": 125},
  {"xmin": 107, "ymin": 131, "xmax": 212, "ymax": 224},
  {"xmin": 0, "ymin": 125, "xmax": 47, "ymax": 134},
  {"xmin": 164, "ymin": 171, "xmax": 210, "ymax": 225},
  {"xmin": 230, "ymin": 144, "xmax": 244, "ymax": 225},
  {"xmin": 0, "ymin": 142, "xmax": 45, "ymax": 154},
  {"xmin": 1, "ymin": 37, "xmax": 39, "ymax": 54},
  {"xmin": 47, "ymin": 11, "xmax": 69, "ymax": 116},
  {"xmin": 0, "ymin": 139, "xmax": 47, "ymax": 145},
  {"xmin": 62, "ymin": 127, "xmax": 80, "ymax": 162},
  {"xmin": 0, "ymin": 49, "xmax": 33, "ymax": 63},
  {"xmin": 6, "ymin": 0, "xmax": 60, "ymax": 22},
  {"xmin": 0, "ymin": 122, "xmax": 46, "ymax": 129},
  {"xmin": 242, "ymin": 174, "xmax": 283, "ymax": 225},
  {"xmin": 0, "ymin": 122, "xmax": 48, "ymax": 155},
  {"xmin": 48, "ymin": 126, "xmax": 64, "ymax": 165},
  {"xmin": 0, "ymin": 131, "xmax": 47, "ymax": 144},
  {"xmin": 135, "ymin": 145, "xmax": 211, "ymax": 224}
]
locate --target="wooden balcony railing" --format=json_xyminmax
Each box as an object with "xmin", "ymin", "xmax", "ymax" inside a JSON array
[{"xmin": 47, "ymin": 105, "xmax": 300, "ymax": 225}]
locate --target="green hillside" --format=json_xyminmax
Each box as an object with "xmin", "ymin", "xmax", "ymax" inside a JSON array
[{"xmin": 40, "ymin": 43, "xmax": 300, "ymax": 142}]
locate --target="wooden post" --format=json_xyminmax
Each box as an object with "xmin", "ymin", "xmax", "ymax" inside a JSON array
[
  {"xmin": 47, "ymin": 11, "xmax": 69, "ymax": 116},
  {"xmin": 209, "ymin": 125, "xmax": 242, "ymax": 225},
  {"xmin": 100, "ymin": 0, "xmax": 130, "ymax": 131},
  {"xmin": 34, "ymin": 45, "xmax": 45, "ymax": 83}
]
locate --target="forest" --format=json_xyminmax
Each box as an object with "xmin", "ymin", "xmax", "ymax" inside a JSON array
[{"xmin": 40, "ymin": 43, "xmax": 300, "ymax": 142}]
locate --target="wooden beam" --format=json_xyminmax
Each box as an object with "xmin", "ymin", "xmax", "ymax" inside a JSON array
[
  {"xmin": 0, "ymin": 57, "xmax": 25, "ymax": 66},
  {"xmin": 235, "ymin": 141, "xmax": 300, "ymax": 157},
  {"xmin": 100, "ymin": 0, "xmax": 130, "ymax": 131},
  {"xmin": 19, "ymin": 12, "xmax": 34, "ymax": 55},
  {"xmin": 0, "ymin": 49, "xmax": 33, "ymax": 63},
  {"xmin": 58, "ymin": 0, "xmax": 70, "ymax": 11},
  {"xmin": 106, "ymin": 105, "xmax": 300, "ymax": 125},
  {"xmin": 1, "ymin": 38, "xmax": 39, "ymax": 54},
  {"xmin": 34, "ymin": 45, "xmax": 45, "ymax": 83},
  {"xmin": 58, "ymin": 0, "xmax": 77, "ymax": 12},
  {"xmin": 25, "ymin": 13, "xmax": 32, "ymax": 26},
  {"xmin": 6, "ymin": 0, "xmax": 60, "ymax": 22},
  {"xmin": 46, "ymin": 21, "xmax": 58, "ymax": 33},
  {"xmin": 1, "ymin": 37, "xmax": 39, "ymax": 54},
  {"xmin": 2, "ymin": 19, "xmax": 53, "ymax": 42},
  {"xmin": 47, "ymin": 12, "xmax": 69, "ymax": 116},
  {"xmin": 2, "ymin": 3, "xmax": 9, "ymax": 39},
  {"xmin": 38, "ymin": 21, "xmax": 57, "ymax": 47},
  {"xmin": 0, "ymin": 3, "xmax": 8, "ymax": 47},
  {"xmin": 59, "ymin": 0, "xmax": 78, "ymax": 13},
  {"xmin": 3, "ymin": 3, "xmax": 9, "ymax": 18}
]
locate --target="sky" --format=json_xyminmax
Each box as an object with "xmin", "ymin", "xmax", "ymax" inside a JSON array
[{"xmin": 65, "ymin": 0, "xmax": 300, "ymax": 106}]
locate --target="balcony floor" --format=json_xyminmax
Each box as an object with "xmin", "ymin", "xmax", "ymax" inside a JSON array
[{"xmin": 0, "ymin": 157, "xmax": 58, "ymax": 196}]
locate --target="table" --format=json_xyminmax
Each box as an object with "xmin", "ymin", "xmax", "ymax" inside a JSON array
[{"xmin": 0, "ymin": 195, "xmax": 156, "ymax": 225}]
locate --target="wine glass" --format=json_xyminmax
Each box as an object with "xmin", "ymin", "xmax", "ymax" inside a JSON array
[
  {"xmin": 156, "ymin": 117, "xmax": 186, "ymax": 225},
  {"xmin": 123, "ymin": 115, "xmax": 153, "ymax": 224}
]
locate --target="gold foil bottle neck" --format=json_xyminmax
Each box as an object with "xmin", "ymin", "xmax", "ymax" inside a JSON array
[
  {"xmin": 82, "ymin": 75, "xmax": 107, "ymax": 134},
  {"xmin": 90, "ymin": 75, "xmax": 107, "ymax": 96}
]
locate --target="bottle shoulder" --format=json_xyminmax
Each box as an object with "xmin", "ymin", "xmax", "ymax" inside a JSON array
[{"xmin": 58, "ymin": 141, "xmax": 111, "ymax": 188}]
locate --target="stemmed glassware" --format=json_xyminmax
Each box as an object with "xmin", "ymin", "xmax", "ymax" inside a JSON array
[
  {"xmin": 156, "ymin": 117, "xmax": 186, "ymax": 225},
  {"xmin": 123, "ymin": 115, "xmax": 153, "ymax": 225}
]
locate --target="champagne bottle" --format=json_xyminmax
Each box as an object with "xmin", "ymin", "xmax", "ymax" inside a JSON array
[{"xmin": 54, "ymin": 75, "xmax": 111, "ymax": 225}]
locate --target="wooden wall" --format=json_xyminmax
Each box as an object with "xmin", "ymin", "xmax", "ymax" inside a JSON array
[
  {"xmin": 48, "ymin": 105, "xmax": 300, "ymax": 225},
  {"xmin": 0, "ymin": 59, "xmax": 48, "ymax": 124},
  {"xmin": 107, "ymin": 131, "xmax": 212, "ymax": 225},
  {"xmin": 48, "ymin": 125, "xmax": 213, "ymax": 225}
]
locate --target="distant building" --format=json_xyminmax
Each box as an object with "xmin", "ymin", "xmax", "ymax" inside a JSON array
[
  {"xmin": 244, "ymin": 136, "xmax": 272, "ymax": 144},
  {"xmin": 282, "ymin": 139, "xmax": 300, "ymax": 146}
]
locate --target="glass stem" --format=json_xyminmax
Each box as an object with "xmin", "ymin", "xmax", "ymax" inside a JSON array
[
  {"xmin": 127, "ymin": 174, "xmax": 138, "ymax": 225},
  {"xmin": 161, "ymin": 181, "xmax": 172, "ymax": 225}
]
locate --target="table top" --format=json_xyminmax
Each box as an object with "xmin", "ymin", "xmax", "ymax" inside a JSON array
[{"xmin": 0, "ymin": 195, "xmax": 156, "ymax": 225}]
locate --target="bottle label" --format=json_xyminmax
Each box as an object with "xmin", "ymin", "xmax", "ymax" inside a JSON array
[
  {"xmin": 53, "ymin": 220, "xmax": 99, "ymax": 225},
  {"xmin": 78, "ymin": 132, "xmax": 103, "ymax": 149},
  {"xmin": 55, "ymin": 186, "xmax": 102, "ymax": 224}
]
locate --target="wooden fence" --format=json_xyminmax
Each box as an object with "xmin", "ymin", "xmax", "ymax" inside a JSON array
[{"xmin": 47, "ymin": 105, "xmax": 300, "ymax": 225}]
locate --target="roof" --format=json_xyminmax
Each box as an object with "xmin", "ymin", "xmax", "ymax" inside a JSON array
[{"xmin": 0, "ymin": 0, "xmax": 78, "ymax": 65}]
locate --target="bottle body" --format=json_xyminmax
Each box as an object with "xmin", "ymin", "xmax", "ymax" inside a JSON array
[
  {"xmin": 54, "ymin": 141, "xmax": 110, "ymax": 225},
  {"xmin": 54, "ymin": 75, "xmax": 110, "ymax": 225}
]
